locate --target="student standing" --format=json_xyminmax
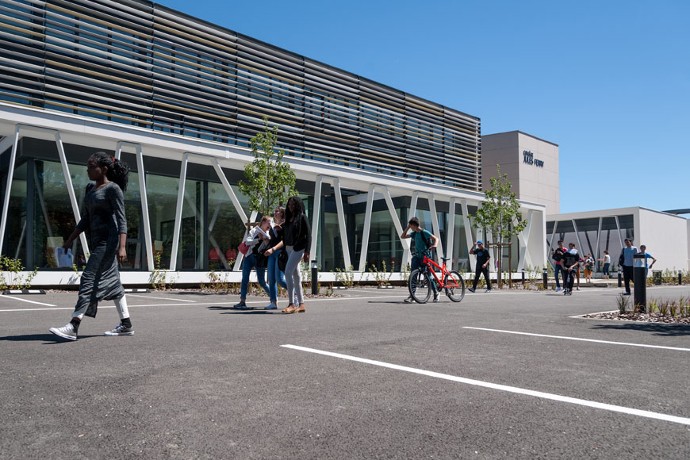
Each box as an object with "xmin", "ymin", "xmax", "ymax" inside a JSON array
[
  {"xmin": 562, "ymin": 243, "xmax": 580, "ymax": 295},
  {"xmin": 267, "ymin": 196, "xmax": 311, "ymax": 314},
  {"xmin": 233, "ymin": 217, "xmax": 271, "ymax": 309},
  {"xmin": 583, "ymin": 254, "xmax": 594, "ymax": 283},
  {"xmin": 635, "ymin": 244, "xmax": 657, "ymax": 276},
  {"xmin": 263, "ymin": 207, "xmax": 288, "ymax": 310},
  {"xmin": 468, "ymin": 240, "xmax": 492, "ymax": 293},
  {"xmin": 49, "ymin": 152, "xmax": 133, "ymax": 341},
  {"xmin": 400, "ymin": 217, "xmax": 439, "ymax": 303},
  {"xmin": 598, "ymin": 250, "xmax": 611, "ymax": 279},
  {"xmin": 620, "ymin": 238, "xmax": 638, "ymax": 295},
  {"xmin": 551, "ymin": 240, "xmax": 567, "ymax": 292}
]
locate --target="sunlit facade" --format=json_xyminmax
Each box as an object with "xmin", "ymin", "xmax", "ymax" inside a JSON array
[{"xmin": 0, "ymin": 0, "xmax": 545, "ymax": 285}]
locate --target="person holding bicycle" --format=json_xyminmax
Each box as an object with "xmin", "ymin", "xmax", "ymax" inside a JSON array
[
  {"xmin": 401, "ymin": 217, "xmax": 439, "ymax": 303},
  {"xmin": 468, "ymin": 240, "xmax": 492, "ymax": 293}
]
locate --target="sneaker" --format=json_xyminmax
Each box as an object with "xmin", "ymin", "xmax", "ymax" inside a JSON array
[
  {"xmin": 265, "ymin": 303, "xmax": 277, "ymax": 310},
  {"xmin": 104, "ymin": 323, "xmax": 134, "ymax": 336},
  {"xmin": 485, "ymin": 289, "xmax": 491, "ymax": 293},
  {"xmin": 49, "ymin": 323, "xmax": 77, "ymax": 341},
  {"xmin": 233, "ymin": 301, "xmax": 248, "ymax": 309},
  {"xmin": 555, "ymin": 287, "xmax": 562, "ymax": 292},
  {"xmin": 467, "ymin": 288, "xmax": 475, "ymax": 293},
  {"xmin": 623, "ymin": 292, "xmax": 631, "ymax": 296},
  {"xmin": 432, "ymin": 296, "xmax": 439, "ymax": 303},
  {"xmin": 403, "ymin": 296, "xmax": 415, "ymax": 303}
]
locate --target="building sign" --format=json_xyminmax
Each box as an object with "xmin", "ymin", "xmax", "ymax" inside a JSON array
[{"xmin": 523, "ymin": 150, "xmax": 544, "ymax": 167}]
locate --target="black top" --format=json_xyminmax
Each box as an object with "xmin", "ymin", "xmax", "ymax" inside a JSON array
[
  {"xmin": 472, "ymin": 248, "xmax": 491, "ymax": 267},
  {"xmin": 283, "ymin": 214, "xmax": 311, "ymax": 252},
  {"xmin": 268, "ymin": 224, "xmax": 283, "ymax": 250},
  {"xmin": 552, "ymin": 247, "xmax": 566, "ymax": 263}
]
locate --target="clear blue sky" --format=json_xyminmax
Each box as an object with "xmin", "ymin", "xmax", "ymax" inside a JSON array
[{"xmin": 156, "ymin": 0, "xmax": 689, "ymax": 214}]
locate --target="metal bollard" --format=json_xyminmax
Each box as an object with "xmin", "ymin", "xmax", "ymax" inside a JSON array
[
  {"xmin": 679, "ymin": 272, "xmax": 683, "ymax": 286},
  {"xmin": 311, "ymin": 260, "xmax": 318, "ymax": 295},
  {"xmin": 633, "ymin": 261, "xmax": 646, "ymax": 312},
  {"xmin": 542, "ymin": 268, "xmax": 548, "ymax": 289},
  {"xmin": 521, "ymin": 270, "xmax": 525, "ymax": 286}
]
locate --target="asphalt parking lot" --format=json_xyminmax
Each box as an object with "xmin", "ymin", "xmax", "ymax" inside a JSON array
[{"xmin": 1, "ymin": 285, "xmax": 689, "ymax": 459}]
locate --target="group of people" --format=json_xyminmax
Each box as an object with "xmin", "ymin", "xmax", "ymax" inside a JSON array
[
  {"xmin": 49, "ymin": 151, "xmax": 313, "ymax": 342},
  {"xmin": 232, "ymin": 196, "xmax": 312, "ymax": 314},
  {"xmin": 619, "ymin": 238, "xmax": 657, "ymax": 295},
  {"xmin": 551, "ymin": 238, "xmax": 657, "ymax": 296}
]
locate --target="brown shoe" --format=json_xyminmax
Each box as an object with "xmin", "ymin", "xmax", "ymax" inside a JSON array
[
  {"xmin": 282, "ymin": 304, "xmax": 297, "ymax": 314},
  {"xmin": 296, "ymin": 304, "xmax": 306, "ymax": 313}
]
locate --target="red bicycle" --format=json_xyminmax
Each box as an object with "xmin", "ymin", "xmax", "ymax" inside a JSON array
[{"xmin": 408, "ymin": 254, "xmax": 465, "ymax": 303}]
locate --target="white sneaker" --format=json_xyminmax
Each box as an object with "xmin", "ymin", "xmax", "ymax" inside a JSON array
[
  {"xmin": 403, "ymin": 296, "xmax": 415, "ymax": 303},
  {"xmin": 555, "ymin": 287, "xmax": 562, "ymax": 292},
  {"xmin": 49, "ymin": 323, "xmax": 77, "ymax": 341},
  {"xmin": 265, "ymin": 303, "xmax": 277, "ymax": 310},
  {"xmin": 104, "ymin": 324, "xmax": 134, "ymax": 336}
]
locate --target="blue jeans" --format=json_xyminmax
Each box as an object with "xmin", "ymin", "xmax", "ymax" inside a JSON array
[
  {"xmin": 267, "ymin": 249, "xmax": 288, "ymax": 303},
  {"xmin": 410, "ymin": 256, "xmax": 438, "ymax": 297},
  {"xmin": 240, "ymin": 253, "xmax": 269, "ymax": 300},
  {"xmin": 554, "ymin": 263, "xmax": 563, "ymax": 288}
]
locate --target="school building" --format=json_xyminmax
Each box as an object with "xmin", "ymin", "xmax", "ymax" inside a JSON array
[{"xmin": 0, "ymin": 0, "xmax": 548, "ymax": 286}]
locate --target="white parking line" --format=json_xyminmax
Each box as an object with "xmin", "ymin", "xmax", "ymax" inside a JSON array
[
  {"xmin": 0, "ymin": 295, "xmax": 56, "ymax": 306},
  {"xmin": 463, "ymin": 327, "xmax": 690, "ymax": 352},
  {"xmin": 0, "ymin": 294, "xmax": 404, "ymax": 313},
  {"xmin": 126, "ymin": 294, "xmax": 197, "ymax": 302},
  {"xmin": 281, "ymin": 344, "xmax": 690, "ymax": 426}
]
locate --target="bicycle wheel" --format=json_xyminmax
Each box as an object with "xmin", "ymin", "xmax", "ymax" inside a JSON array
[
  {"xmin": 408, "ymin": 268, "xmax": 432, "ymax": 304},
  {"xmin": 444, "ymin": 270, "xmax": 465, "ymax": 302}
]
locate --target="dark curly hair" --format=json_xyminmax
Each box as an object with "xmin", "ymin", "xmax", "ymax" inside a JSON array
[{"xmin": 90, "ymin": 151, "xmax": 130, "ymax": 192}]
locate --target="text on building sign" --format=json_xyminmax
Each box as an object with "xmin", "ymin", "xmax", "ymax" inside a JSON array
[{"xmin": 523, "ymin": 150, "xmax": 544, "ymax": 167}]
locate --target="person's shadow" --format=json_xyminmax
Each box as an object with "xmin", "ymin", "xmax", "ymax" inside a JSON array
[
  {"xmin": 0, "ymin": 333, "xmax": 100, "ymax": 343},
  {"xmin": 208, "ymin": 306, "xmax": 276, "ymax": 315}
]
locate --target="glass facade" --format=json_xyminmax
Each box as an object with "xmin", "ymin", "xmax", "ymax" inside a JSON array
[
  {"xmin": 0, "ymin": 1, "xmax": 546, "ymax": 282},
  {"xmin": 547, "ymin": 215, "xmax": 634, "ymax": 272}
]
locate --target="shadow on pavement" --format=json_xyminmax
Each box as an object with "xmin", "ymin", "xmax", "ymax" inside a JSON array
[
  {"xmin": 591, "ymin": 323, "xmax": 690, "ymax": 337},
  {"xmin": 0, "ymin": 333, "xmax": 101, "ymax": 342},
  {"xmin": 208, "ymin": 306, "xmax": 277, "ymax": 315}
]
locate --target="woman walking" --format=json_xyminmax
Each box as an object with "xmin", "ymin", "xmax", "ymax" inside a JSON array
[
  {"xmin": 264, "ymin": 207, "xmax": 288, "ymax": 310},
  {"xmin": 49, "ymin": 152, "xmax": 133, "ymax": 341},
  {"xmin": 265, "ymin": 196, "xmax": 310, "ymax": 314},
  {"xmin": 233, "ymin": 217, "xmax": 271, "ymax": 309}
]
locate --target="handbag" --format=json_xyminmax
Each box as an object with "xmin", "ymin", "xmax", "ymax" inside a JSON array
[
  {"xmin": 238, "ymin": 241, "xmax": 250, "ymax": 255},
  {"xmin": 278, "ymin": 250, "xmax": 288, "ymax": 271}
]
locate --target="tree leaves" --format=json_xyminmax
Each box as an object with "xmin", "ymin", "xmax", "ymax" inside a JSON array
[{"xmin": 238, "ymin": 117, "xmax": 297, "ymax": 217}]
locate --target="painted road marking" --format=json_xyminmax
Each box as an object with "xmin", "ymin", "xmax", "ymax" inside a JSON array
[
  {"xmin": 281, "ymin": 344, "xmax": 690, "ymax": 426},
  {"xmin": 0, "ymin": 295, "xmax": 56, "ymax": 306},
  {"xmin": 126, "ymin": 294, "xmax": 197, "ymax": 302},
  {"xmin": 0, "ymin": 295, "xmax": 403, "ymax": 313},
  {"xmin": 463, "ymin": 327, "xmax": 690, "ymax": 352}
]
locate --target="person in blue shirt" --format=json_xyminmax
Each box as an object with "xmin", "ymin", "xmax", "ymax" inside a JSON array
[
  {"xmin": 401, "ymin": 217, "xmax": 439, "ymax": 303},
  {"xmin": 634, "ymin": 244, "xmax": 657, "ymax": 276},
  {"xmin": 620, "ymin": 238, "xmax": 638, "ymax": 295}
]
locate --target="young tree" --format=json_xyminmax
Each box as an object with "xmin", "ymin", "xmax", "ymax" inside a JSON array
[
  {"xmin": 238, "ymin": 117, "xmax": 297, "ymax": 218},
  {"xmin": 472, "ymin": 165, "xmax": 527, "ymax": 287}
]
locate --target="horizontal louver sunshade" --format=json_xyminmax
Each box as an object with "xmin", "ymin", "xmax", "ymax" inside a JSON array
[{"xmin": 0, "ymin": 0, "xmax": 481, "ymax": 190}]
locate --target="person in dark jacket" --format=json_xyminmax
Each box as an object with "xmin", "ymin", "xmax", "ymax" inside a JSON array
[
  {"xmin": 265, "ymin": 196, "xmax": 310, "ymax": 314},
  {"xmin": 468, "ymin": 240, "xmax": 492, "ymax": 293},
  {"xmin": 49, "ymin": 152, "xmax": 133, "ymax": 341}
]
